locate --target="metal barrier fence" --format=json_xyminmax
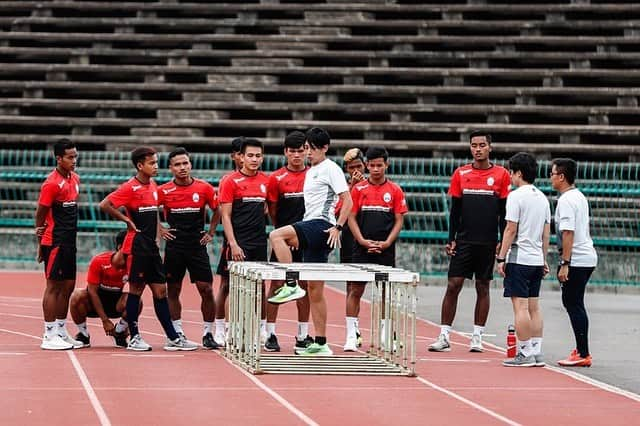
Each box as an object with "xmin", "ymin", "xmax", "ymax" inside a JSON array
[{"xmin": 226, "ymin": 262, "xmax": 419, "ymax": 376}]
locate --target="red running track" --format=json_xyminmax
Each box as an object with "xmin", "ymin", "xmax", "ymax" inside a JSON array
[{"xmin": 0, "ymin": 270, "xmax": 638, "ymax": 425}]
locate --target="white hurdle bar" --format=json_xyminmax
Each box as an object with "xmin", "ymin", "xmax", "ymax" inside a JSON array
[{"xmin": 226, "ymin": 262, "xmax": 419, "ymax": 376}]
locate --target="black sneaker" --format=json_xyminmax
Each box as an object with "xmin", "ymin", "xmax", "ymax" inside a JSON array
[
  {"xmin": 74, "ymin": 332, "xmax": 90, "ymax": 348},
  {"xmin": 202, "ymin": 332, "xmax": 221, "ymax": 350},
  {"xmin": 294, "ymin": 335, "xmax": 314, "ymax": 354},
  {"xmin": 264, "ymin": 333, "xmax": 280, "ymax": 352},
  {"xmin": 113, "ymin": 330, "xmax": 128, "ymax": 348}
]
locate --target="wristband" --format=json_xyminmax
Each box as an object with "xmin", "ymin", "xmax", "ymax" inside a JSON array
[
  {"xmin": 334, "ymin": 224, "xmax": 343, "ymax": 231},
  {"xmin": 496, "ymin": 257, "xmax": 506, "ymax": 264},
  {"xmin": 559, "ymin": 258, "xmax": 571, "ymax": 266}
]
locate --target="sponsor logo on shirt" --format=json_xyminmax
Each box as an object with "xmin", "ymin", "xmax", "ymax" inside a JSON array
[
  {"xmin": 138, "ymin": 206, "xmax": 158, "ymax": 212},
  {"xmin": 275, "ymin": 172, "xmax": 288, "ymax": 181},
  {"xmin": 58, "ymin": 181, "xmax": 65, "ymax": 189},
  {"xmin": 132, "ymin": 185, "xmax": 142, "ymax": 191},
  {"xmin": 460, "ymin": 169, "xmax": 472, "ymax": 176},
  {"xmin": 170, "ymin": 207, "xmax": 200, "ymax": 213},
  {"xmin": 62, "ymin": 201, "xmax": 77, "ymax": 207},
  {"xmin": 233, "ymin": 177, "xmax": 246, "ymax": 184},
  {"xmin": 242, "ymin": 197, "xmax": 266, "ymax": 203},
  {"xmin": 163, "ymin": 187, "xmax": 177, "ymax": 194}
]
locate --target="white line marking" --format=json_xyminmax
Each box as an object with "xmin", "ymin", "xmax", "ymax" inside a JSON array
[
  {"xmin": 544, "ymin": 365, "xmax": 640, "ymax": 403},
  {"xmin": 110, "ymin": 354, "xmax": 185, "ymax": 358},
  {"xmin": 415, "ymin": 376, "xmax": 522, "ymax": 426},
  {"xmin": 67, "ymin": 351, "xmax": 112, "ymax": 426},
  {"xmin": 0, "ymin": 351, "xmax": 26, "ymax": 355},
  {"xmin": 418, "ymin": 358, "xmax": 491, "ymax": 363},
  {"xmin": 0, "ymin": 327, "xmax": 41, "ymax": 340},
  {"xmin": 219, "ymin": 354, "xmax": 319, "ymax": 426}
]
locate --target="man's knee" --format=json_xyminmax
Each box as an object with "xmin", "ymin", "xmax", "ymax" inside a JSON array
[{"xmin": 196, "ymin": 282, "xmax": 213, "ymax": 298}]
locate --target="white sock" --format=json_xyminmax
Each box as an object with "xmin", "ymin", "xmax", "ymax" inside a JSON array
[
  {"xmin": 44, "ymin": 321, "xmax": 57, "ymax": 338},
  {"xmin": 260, "ymin": 319, "xmax": 266, "ymax": 335},
  {"xmin": 473, "ymin": 325, "xmax": 485, "ymax": 336},
  {"xmin": 172, "ymin": 319, "xmax": 183, "ymax": 335},
  {"xmin": 531, "ymin": 337, "xmax": 543, "ymax": 355},
  {"xmin": 215, "ymin": 319, "xmax": 225, "ymax": 336},
  {"xmin": 115, "ymin": 319, "xmax": 128, "ymax": 334},
  {"xmin": 266, "ymin": 322, "xmax": 276, "ymax": 336},
  {"xmin": 440, "ymin": 325, "xmax": 452, "ymax": 339},
  {"xmin": 76, "ymin": 322, "xmax": 89, "ymax": 337},
  {"xmin": 519, "ymin": 339, "xmax": 533, "ymax": 357},
  {"xmin": 381, "ymin": 319, "xmax": 391, "ymax": 340},
  {"xmin": 225, "ymin": 321, "xmax": 229, "ymax": 333},
  {"xmin": 56, "ymin": 319, "xmax": 67, "ymax": 337},
  {"xmin": 203, "ymin": 321, "xmax": 213, "ymax": 336},
  {"xmin": 346, "ymin": 317, "xmax": 357, "ymax": 339},
  {"xmin": 297, "ymin": 322, "xmax": 309, "ymax": 339}
]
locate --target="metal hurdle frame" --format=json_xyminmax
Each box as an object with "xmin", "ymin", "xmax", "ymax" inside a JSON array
[{"xmin": 226, "ymin": 262, "xmax": 419, "ymax": 376}]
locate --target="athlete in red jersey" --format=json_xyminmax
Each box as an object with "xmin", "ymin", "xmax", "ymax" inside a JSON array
[
  {"xmin": 346, "ymin": 147, "xmax": 408, "ymax": 352},
  {"xmin": 264, "ymin": 131, "xmax": 311, "ymax": 353},
  {"xmin": 99, "ymin": 146, "xmax": 197, "ymax": 352},
  {"xmin": 69, "ymin": 231, "xmax": 141, "ymax": 348},
  {"xmin": 158, "ymin": 147, "xmax": 220, "ymax": 350},
  {"xmin": 429, "ymin": 131, "xmax": 510, "ymax": 353},
  {"xmin": 35, "ymin": 138, "xmax": 83, "ymax": 350},
  {"xmin": 216, "ymin": 138, "xmax": 270, "ymax": 345}
]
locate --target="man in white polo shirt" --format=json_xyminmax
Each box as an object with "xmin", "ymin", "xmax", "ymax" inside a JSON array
[
  {"xmin": 268, "ymin": 127, "xmax": 352, "ymax": 356},
  {"xmin": 497, "ymin": 152, "xmax": 551, "ymax": 367}
]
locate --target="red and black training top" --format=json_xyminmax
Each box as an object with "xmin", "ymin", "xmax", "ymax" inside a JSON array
[
  {"xmin": 158, "ymin": 178, "xmax": 218, "ymax": 250},
  {"xmin": 267, "ymin": 166, "xmax": 307, "ymax": 228},
  {"xmin": 351, "ymin": 179, "xmax": 408, "ymax": 243},
  {"xmin": 107, "ymin": 177, "xmax": 160, "ymax": 256},
  {"xmin": 86, "ymin": 251, "xmax": 127, "ymax": 293},
  {"xmin": 38, "ymin": 169, "xmax": 80, "ymax": 247},
  {"xmin": 218, "ymin": 170, "xmax": 269, "ymax": 248},
  {"xmin": 448, "ymin": 164, "xmax": 510, "ymax": 244}
]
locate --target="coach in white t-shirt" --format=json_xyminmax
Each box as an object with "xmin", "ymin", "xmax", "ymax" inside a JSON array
[
  {"xmin": 269, "ymin": 127, "xmax": 352, "ymax": 356},
  {"xmin": 550, "ymin": 158, "xmax": 597, "ymax": 368},
  {"xmin": 497, "ymin": 152, "xmax": 551, "ymax": 367}
]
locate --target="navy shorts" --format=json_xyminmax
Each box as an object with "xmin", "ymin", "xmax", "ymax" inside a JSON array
[
  {"xmin": 165, "ymin": 245, "xmax": 213, "ymax": 284},
  {"xmin": 86, "ymin": 287, "xmax": 123, "ymax": 319},
  {"xmin": 448, "ymin": 242, "xmax": 495, "ymax": 280},
  {"xmin": 216, "ymin": 242, "xmax": 267, "ymax": 278},
  {"xmin": 126, "ymin": 252, "xmax": 166, "ymax": 285},
  {"xmin": 503, "ymin": 263, "xmax": 544, "ymax": 298},
  {"xmin": 41, "ymin": 245, "xmax": 77, "ymax": 281},
  {"xmin": 292, "ymin": 219, "xmax": 334, "ymax": 263}
]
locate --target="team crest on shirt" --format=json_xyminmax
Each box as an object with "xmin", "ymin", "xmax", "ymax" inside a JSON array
[
  {"xmin": 383, "ymin": 192, "xmax": 392, "ymax": 203},
  {"xmin": 487, "ymin": 177, "xmax": 495, "ymax": 186},
  {"xmin": 153, "ymin": 191, "xmax": 158, "ymax": 200},
  {"xmin": 260, "ymin": 184, "xmax": 266, "ymax": 193},
  {"xmin": 192, "ymin": 193, "xmax": 200, "ymax": 203}
]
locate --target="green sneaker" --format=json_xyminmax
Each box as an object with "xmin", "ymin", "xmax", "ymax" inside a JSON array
[
  {"xmin": 267, "ymin": 282, "xmax": 306, "ymax": 305},
  {"xmin": 299, "ymin": 342, "xmax": 333, "ymax": 356}
]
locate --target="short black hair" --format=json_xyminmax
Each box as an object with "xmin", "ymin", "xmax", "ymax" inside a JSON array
[
  {"xmin": 131, "ymin": 146, "xmax": 157, "ymax": 168},
  {"xmin": 365, "ymin": 146, "xmax": 388, "ymax": 162},
  {"xmin": 305, "ymin": 127, "xmax": 331, "ymax": 149},
  {"xmin": 508, "ymin": 152, "xmax": 537, "ymax": 184},
  {"xmin": 231, "ymin": 137, "xmax": 245, "ymax": 153},
  {"xmin": 284, "ymin": 131, "xmax": 306, "ymax": 149},
  {"xmin": 53, "ymin": 138, "xmax": 76, "ymax": 158},
  {"xmin": 469, "ymin": 130, "xmax": 492, "ymax": 144},
  {"xmin": 114, "ymin": 230, "xmax": 127, "ymax": 250},
  {"xmin": 168, "ymin": 147, "xmax": 189, "ymax": 163},
  {"xmin": 551, "ymin": 158, "xmax": 577, "ymax": 185},
  {"xmin": 240, "ymin": 138, "xmax": 263, "ymax": 154}
]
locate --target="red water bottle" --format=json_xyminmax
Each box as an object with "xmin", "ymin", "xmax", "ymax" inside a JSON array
[{"xmin": 507, "ymin": 324, "xmax": 516, "ymax": 358}]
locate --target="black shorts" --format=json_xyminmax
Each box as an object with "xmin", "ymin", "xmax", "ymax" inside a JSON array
[
  {"xmin": 41, "ymin": 245, "xmax": 76, "ymax": 281},
  {"xmin": 503, "ymin": 264, "xmax": 544, "ymax": 298},
  {"xmin": 87, "ymin": 287, "xmax": 123, "ymax": 319},
  {"xmin": 339, "ymin": 227, "xmax": 356, "ymax": 263},
  {"xmin": 352, "ymin": 245, "xmax": 396, "ymax": 267},
  {"xmin": 216, "ymin": 242, "xmax": 267, "ymax": 278},
  {"xmin": 165, "ymin": 245, "xmax": 213, "ymax": 284},
  {"xmin": 448, "ymin": 242, "xmax": 495, "ymax": 280},
  {"xmin": 126, "ymin": 252, "xmax": 166, "ymax": 285}
]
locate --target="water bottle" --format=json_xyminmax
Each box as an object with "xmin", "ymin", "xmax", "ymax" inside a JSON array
[{"xmin": 507, "ymin": 324, "xmax": 516, "ymax": 358}]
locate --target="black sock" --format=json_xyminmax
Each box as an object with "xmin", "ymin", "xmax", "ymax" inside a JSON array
[
  {"xmin": 125, "ymin": 293, "xmax": 141, "ymax": 337},
  {"xmin": 153, "ymin": 297, "xmax": 179, "ymax": 340},
  {"xmin": 315, "ymin": 336, "xmax": 326, "ymax": 345},
  {"xmin": 286, "ymin": 279, "xmax": 297, "ymax": 287}
]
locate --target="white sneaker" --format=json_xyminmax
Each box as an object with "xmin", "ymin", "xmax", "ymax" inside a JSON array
[
  {"xmin": 59, "ymin": 333, "xmax": 85, "ymax": 349},
  {"xmin": 127, "ymin": 334, "xmax": 152, "ymax": 351},
  {"xmin": 469, "ymin": 334, "xmax": 484, "ymax": 352},
  {"xmin": 343, "ymin": 336, "xmax": 358, "ymax": 352},
  {"xmin": 41, "ymin": 334, "xmax": 73, "ymax": 350},
  {"xmin": 213, "ymin": 332, "xmax": 226, "ymax": 348},
  {"xmin": 428, "ymin": 334, "xmax": 451, "ymax": 352},
  {"xmin": 164, "ymin": 335, "xmax": 199, "ymax": 351}
]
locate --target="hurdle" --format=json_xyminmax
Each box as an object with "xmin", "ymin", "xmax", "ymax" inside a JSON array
[{"xmin": 226, "ymin": 262, "xmax": 419, "ymax": 376}]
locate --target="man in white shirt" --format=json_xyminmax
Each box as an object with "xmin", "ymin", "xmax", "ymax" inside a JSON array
[
  {"xmin": 497, "ymin": 152, "xmax": 551, "ymax": 367},
  {"xmin": 269, "ymin": 127, "xmax": 352, "ymax": 356},
  {"xmin": 550, "ymin": 158, "xmax": 597, "ymax": 367}
]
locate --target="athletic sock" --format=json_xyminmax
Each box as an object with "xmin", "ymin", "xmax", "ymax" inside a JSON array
[
  {"xmin": 203, "ymin": 321, "xmax": 213, "ymax": 336},
  {"xmin": 346, "ymin": 316, "xmax": 357, "ymax": 339},
  {"xmin": 519, "ymin": 339, "xmax": 533, "ymax": 357},
  {"xmin": 297, "ymin": 322, "xmax": 309, "ymax": 340},
  {"xmin": 531, "ymin": 337, "xmax": 543, "ymax": 355},
  {"xmin": 125, "ymin": 293, "xmax": 141, "ymax": 337},
  {"xmin": 172, "ymin": 319, "xmax": 183, "ymax": 335},
  {"xmin": 114, "ymin": 318, "xmax": 128, "ymax": 334},
  {"xmin": 266, "ymin": 322, "xmax": 276, "ymax": 336},
  {"xmin": 153, "ymin": 297, "xmax": 179, "ymax": 341},
  {"xmin": 473, "ymin": 325, "xmax": 485, "ymax": 336},
  {"xmin": 315, "ymin": 336, "xmax": 327, "ymax": 346},
  {"xmin": 44, "ymin": 321, "xmax": 57, "ymax": 338},
  {"xmin": 214, "ymin": 319, "xmax": 225, "ymax": 336},
  {"xmin": 260, "ymin": 319, "xmax": 266, "ymax": 336},
  {"xmin": 76, "ymin": 322, "xmax": 89, "ymax": 337},
  {"xmin": 56, "ymin": 318, "xmax": 68, "ymax": 337},
  {"xmin": 440, "ymin": 325, "xmax": 452, "ymax": 339}
]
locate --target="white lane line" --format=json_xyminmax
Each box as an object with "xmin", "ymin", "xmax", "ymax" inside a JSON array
[
  {"xmin": 0, "ymin": 327, "xmax": 42, "ymax": 340},
  {"xmin": 0, "ymin": 352, "xmax": 26, "ymax": 356},
  {"xmin": 67, "ymin": 351, "xmax": 112, "ymax": 426},
  {"xmin": 415, "ymin": 376, "xmax": 522, "ymax": 426},
  {"xmin": 419, "ymin": 358, "xmax": 491, "ymax": 363},
  {"xmin": 544, "ymin": 365, "xmax": 640, "ymax": 403},
  {"xmin": 110, "ymin": 354, "xmax": 184, "ymax": 358},
  {"xmin": 218, "ymin": 354, "xmax": 319, "ymax": 426}
]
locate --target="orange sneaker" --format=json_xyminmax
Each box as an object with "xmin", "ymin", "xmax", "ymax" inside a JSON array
[{"xmin": 557, "ymin": 349, "xmax": 592, "ymax": 367}]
